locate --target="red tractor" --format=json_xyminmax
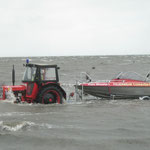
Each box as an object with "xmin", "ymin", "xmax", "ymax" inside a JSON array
[{"xmin": 0, "ymin": 63, "xmax": 66, "ymax": 104}]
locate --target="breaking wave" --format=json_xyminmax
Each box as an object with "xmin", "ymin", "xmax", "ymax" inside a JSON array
[
  {"xmin": 0, "ymin": 120, "xmax": 83, "ymax": 132},
  {"xmin": 0, "ymin": 121, "xmax": 35, "ymax": 132},
  {"xmin": 0, "ymin": 121, "xmax": 54, "ymax": 132}
]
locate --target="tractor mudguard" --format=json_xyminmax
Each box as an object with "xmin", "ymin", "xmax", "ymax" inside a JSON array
[{"xmin": 39, "ymin": 83, "xmax": 66, "ymax": 100}]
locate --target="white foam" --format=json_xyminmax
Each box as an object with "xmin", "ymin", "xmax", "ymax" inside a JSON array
[
  {"xmin": 0, "ymin": 120, "xmax": 82, "ymax": 132},
  {"xmin": 0, "ymin": 121, "xmax": 35, "ymax": 132},
  {"xmin": 0, "ymin": 120, "xmax": 55, "ymax": 132},
  {"xmin": 4, "ymin": 87, "xmax": 16, "ymax": 103}
]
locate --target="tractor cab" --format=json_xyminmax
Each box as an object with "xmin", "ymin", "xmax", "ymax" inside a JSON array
[
  {"xmin": 22, "ymin": 64, "xmax": 59, "ymax": 83},
  {"xmin": 20, "ymin": 63, "xmax": 66, "ymax": 104}
]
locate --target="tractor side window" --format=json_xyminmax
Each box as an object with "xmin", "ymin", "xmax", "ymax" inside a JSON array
[
  {"xmin": 41, "ymin": 68, "xmax": 56, "ymax": 81},
  {"xmin": 23, "ymin": 67, "xmax": 36, "ymax": 81}
]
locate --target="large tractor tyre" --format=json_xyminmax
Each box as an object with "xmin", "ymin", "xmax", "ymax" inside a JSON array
[{"xmin": 38, "ymin": 86, "xmax": 63, "ymax": 104}]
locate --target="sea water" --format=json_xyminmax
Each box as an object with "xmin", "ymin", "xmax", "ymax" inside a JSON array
[{"xmin": 0, "ymin": 55, "xmax": 150, "ymax": 150}]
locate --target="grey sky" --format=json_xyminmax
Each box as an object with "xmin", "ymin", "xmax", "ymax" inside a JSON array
[{"xmin": 0, "ymin": 0, "xmax": 150, "ymax": 57}]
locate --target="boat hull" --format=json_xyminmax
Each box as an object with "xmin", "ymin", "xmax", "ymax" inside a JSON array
[{"xmin": 77, "ymin": 85, "xmax": 150, "ymax": 99}]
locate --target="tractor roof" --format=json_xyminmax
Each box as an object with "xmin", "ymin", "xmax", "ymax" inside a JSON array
[{"xmin": 25, "ymin": 63, "xmax": 58, "ymax": 68}]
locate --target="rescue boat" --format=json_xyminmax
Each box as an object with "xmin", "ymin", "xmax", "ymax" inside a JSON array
[{"xmin": 76, "ymin": 72, "xmax": 150, "ymax": 99}]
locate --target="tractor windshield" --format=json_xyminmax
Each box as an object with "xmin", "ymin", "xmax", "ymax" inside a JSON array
[{"xmin": 22, "ymin": 66, "xmax": 37, "ymax": 81}]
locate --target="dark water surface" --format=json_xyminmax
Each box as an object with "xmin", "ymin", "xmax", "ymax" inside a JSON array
[{"xmin": 0, "ymin": 55, "xmax": 150, "ymax": 150}]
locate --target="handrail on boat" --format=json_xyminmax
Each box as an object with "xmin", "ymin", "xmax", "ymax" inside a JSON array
[{"xmin": 80, "ymin": 72, "xmax": 92, "ymax": 82}]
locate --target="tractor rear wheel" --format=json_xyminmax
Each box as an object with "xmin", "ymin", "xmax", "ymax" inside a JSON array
[{"xmin": 38, "ymin": 86, "xmax": 63, "ymax": 104}]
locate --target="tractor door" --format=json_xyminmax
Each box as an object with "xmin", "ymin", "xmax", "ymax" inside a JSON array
[{"xmin": 26, "ymin": 82, "xmax": 38, "ymax": 102}]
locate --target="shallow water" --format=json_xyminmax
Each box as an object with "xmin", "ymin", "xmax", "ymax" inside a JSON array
[{"xmin": 0, "ymin": 55, "xmax": 150, "ymax": 150}]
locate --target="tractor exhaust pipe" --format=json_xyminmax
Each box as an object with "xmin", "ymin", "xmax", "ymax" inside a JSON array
[{"xmin": 12, "ymin": 65, "xmax": 15, "ymax": 86}]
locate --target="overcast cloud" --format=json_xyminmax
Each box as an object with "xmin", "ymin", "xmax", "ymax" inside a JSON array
[{"xmin": 0, "ymin": 0, "xmax": 150, "ymax": 57}]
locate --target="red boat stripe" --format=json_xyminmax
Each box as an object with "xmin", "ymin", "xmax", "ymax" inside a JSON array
[{"xmin": 81, "ymin": 82, "xmax": 150, "ymax": 87}]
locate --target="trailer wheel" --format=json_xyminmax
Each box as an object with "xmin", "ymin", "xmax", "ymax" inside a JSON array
[{"xmin": 38, "ymin": 86, "xmax": 63, "ymax": 104}]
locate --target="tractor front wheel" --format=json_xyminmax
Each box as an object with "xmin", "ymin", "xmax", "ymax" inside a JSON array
[{"xmin": 38, "ymin": 86, "xmax": 63, "ymax": 104}]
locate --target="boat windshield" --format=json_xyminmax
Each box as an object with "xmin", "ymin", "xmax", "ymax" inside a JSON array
[{"xmin": 114, "ymin": 71, "xmax": 146, "ymax": 81}]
